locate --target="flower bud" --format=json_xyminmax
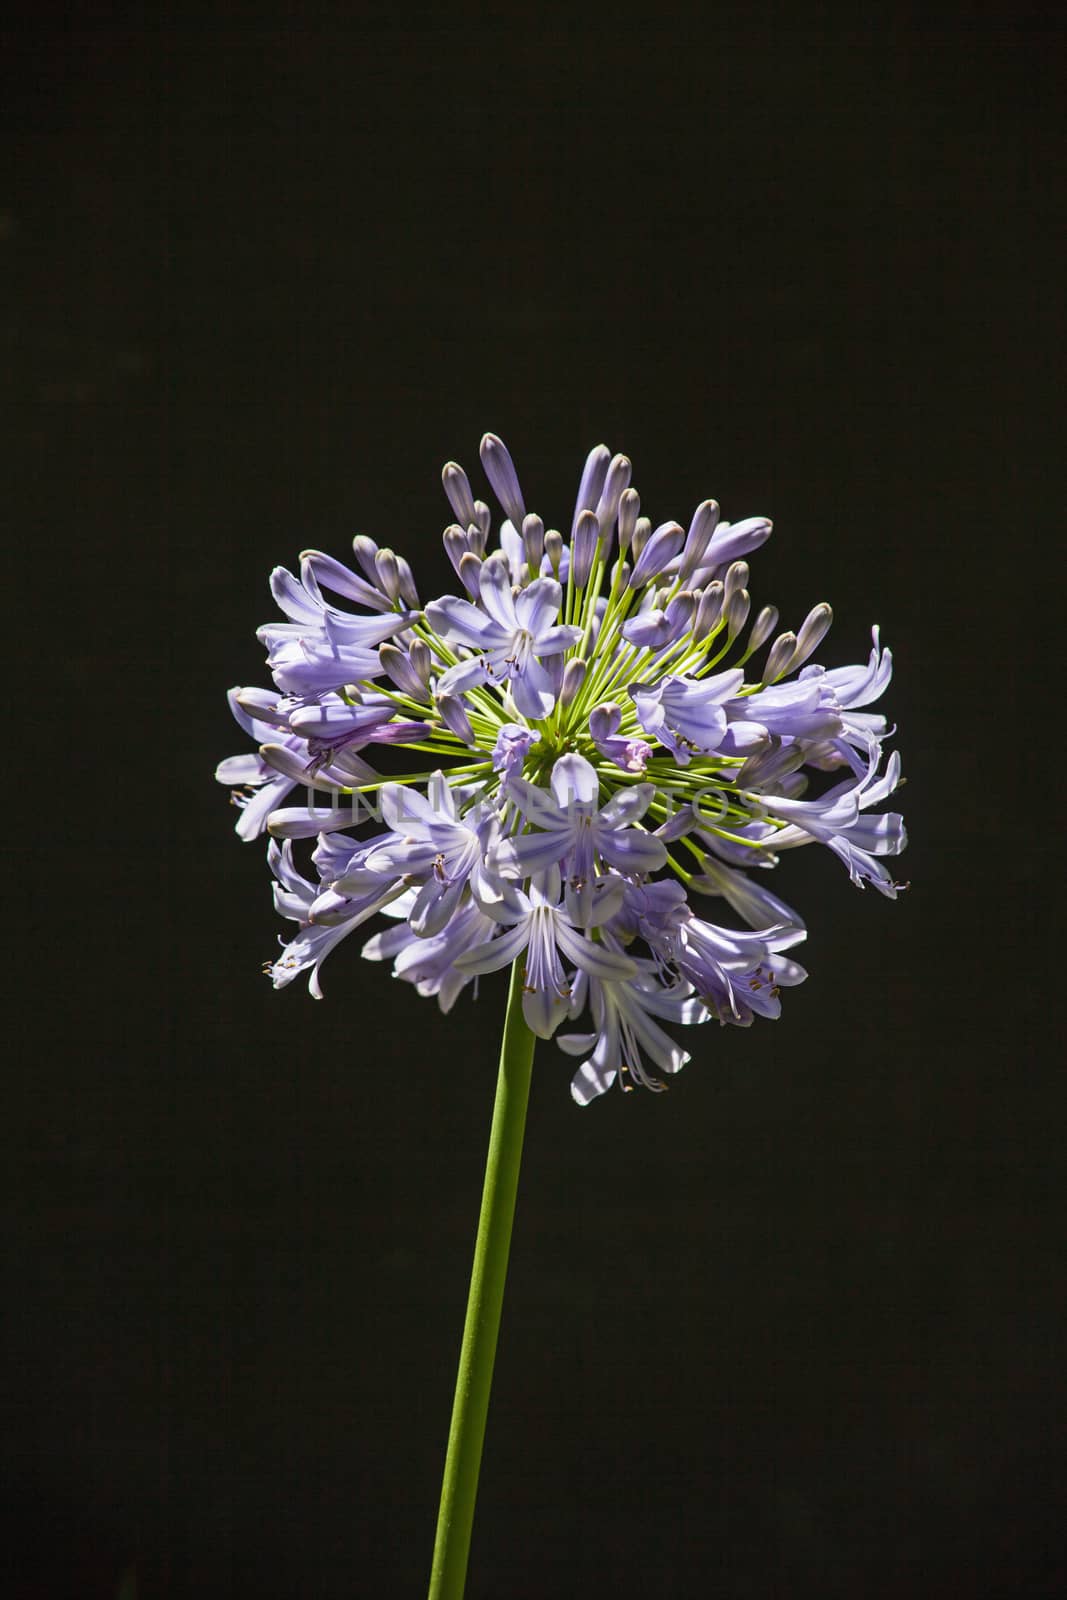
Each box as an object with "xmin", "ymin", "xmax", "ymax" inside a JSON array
[
  {"xmin": 571, "ymin": 444, "xmax": 611, "ymax": 535},
  {"xmin": 442, "ymin": 461, "xmax": 476, "ymax": 529},
  {"xmin": 443, "ymin": 525, "xmax": 469, "ymax": 581},
  {"xmin": 677, "ymin": 500, "xmax": 720, "ymax": 586},
  {"xmin": 630, "ymin": 515, "xmax": 651, "ymax": 563},
  {"xmin": 394, "ymin": 554, "xmax": 420, "ymax": 608},
  {"xmin": 762, "ymin": 631, "xmax": 798, "ymax": 683},
  {"xmin": 479, "ymin": 433, "xmax": 526, "ymax": 528},
  {"xmin": 589, "ymin": 702, "xmax": 622, "ymax": 741},
  {"xmin": 471, "ymin": 502, "xmax": 491, "ymax": 548},
  {"xmin": 617, "ymin": 488, "xmax": 640, "ymax": 553},
  {"xmin": 572, "ymin": 509, "xmax": 600, "ymax": 589},
  {"xmin": 540, "ymin": 654, "xmax": 565, "ymax": 699},
  {"xmin": 725, "ymin": 586, "xmax": 750, "ymax": 640},
  {"xmin": 724, "ymin": 560, "xmax": 749, "ymax": 601},
  {"xmin": 692, "ymin": 581, "xmax": 724, "ymax": 641},
  {"xmin": 437, "ymin": 693, "xmax": 476, "ymax": 745},
  {"xmin": 594, "ymin": 453, "xmax": 632, "ymax": 536},
  {"xmin": 374, "ymin": 547, "xmax": 401, "ymax": 602},
  {"xmin": 522, "ymin": 512, "xmax": 545, "ymax": 573},
  {"xmin": 409, "ymin": 638, "xmax": 432, "ymax": 685},
  {"xmin": 379, "ymin": 642, "xmax": 431, "ymax": 701},
  {"xmin": 559, "ymin": 657, "xmax": 587, "ymax": 708},
  {"xmin": 544, "ymin": 528, "xmax": 563, "ymax": 575},
  {"xmin": 458, "ymin": 551, "xmax": 484, "ymax": 599},
  {"xmin": 351, "ymin": 534, "xmax": 380, "ymax": 582},
  {"xmin": 746, "ymin": 605, "xmax": 779, "ymax": 656},
  {"xmin": 793, "ymin": 602, "xmax": 833, "ymax": 667},
  {"xmin": 629, "ymin": 522, "xmax": 685, "ymax": 590}
]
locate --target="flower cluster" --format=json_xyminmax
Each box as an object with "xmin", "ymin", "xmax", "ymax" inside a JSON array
[{"xmin": 217, "ymin": 436, "xmax": 906, "ymax": 1103}]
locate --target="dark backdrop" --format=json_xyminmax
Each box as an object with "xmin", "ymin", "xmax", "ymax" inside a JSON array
[{"xmin": 4, "ymin": 6, "xmax": 1063, "ymax": 1597}]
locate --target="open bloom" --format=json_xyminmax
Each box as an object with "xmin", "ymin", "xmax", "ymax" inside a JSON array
[{"xmin": 218, "ymin": 432, "xmax": 907, "ymax": 1102}]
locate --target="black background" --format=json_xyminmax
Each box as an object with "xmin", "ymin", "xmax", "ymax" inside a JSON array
[{"xmin": 3, "ymin": 5, "xmax": 1063, "ymax": 1597}]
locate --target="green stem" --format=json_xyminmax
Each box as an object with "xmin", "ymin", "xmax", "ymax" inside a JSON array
[{"xmin": 428, "ymin": 960, "xmax": 537, "ymax": 1600}]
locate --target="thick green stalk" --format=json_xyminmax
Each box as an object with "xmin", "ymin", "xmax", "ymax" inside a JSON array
[{"xmin": 428, "ymin": 961, "xmax": 537, "ymax": 1600}]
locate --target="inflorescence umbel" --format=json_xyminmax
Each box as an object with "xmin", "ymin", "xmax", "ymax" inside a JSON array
[{"xmin": 217, "ymin": 436, "xmax": 906, "ymax": 1104}]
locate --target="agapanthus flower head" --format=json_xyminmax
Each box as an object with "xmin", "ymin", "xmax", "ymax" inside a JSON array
[{"xmin": 218, "ymin": 434, "xmax": 907, "ymax": 1102}]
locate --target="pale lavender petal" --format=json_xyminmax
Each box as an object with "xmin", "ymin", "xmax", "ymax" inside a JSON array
[
  {"xmin": 477, "ymin": 552, "xmax": 520, "ymax": 631},
  {"xmin": 550, "ymin": 753, "xmax": 599, "ymax": 808},
  {"xmin": 530, "ymin": 623, "xmax": 583, "ymax": 657},
  {"xmin": 554, "ymin": 922, "xmax": 638, "ymax": 981},
  {"xmin": 453, "ymin": 920, "xmax": 530, "ymax": 976},
  {"xmin": 595, "ymin": 828, "xmax": 668, "ymax": 875},
  {"xmin": 513, "ymin": 576, "xmax": 564, "ymax": 637},
  {"xmin": 425, "ymin": 593, "xmax": 506, "ymax": 649},
  {"xmin": 492, "ymin": 831, "xmax": 571, "ymax": 880},
  {"xmin": 300, "ymin": 550, "xmax": 392, "ymax": 611},
  {"xmin": 597, "ymin": 784, "xmax": 656, "ymax": 826},
  {"xmin": 510, "ymin": 657, "xmax": 557, "ymax": 719},
  {"xmin": 436, "ymin": 656, "xmax": 490, "ymax": 697}
]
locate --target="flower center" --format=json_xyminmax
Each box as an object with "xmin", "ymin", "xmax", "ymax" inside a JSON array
[{"xmin": 507, "ymin": 628, "xmax": 534, "ymax": 670}]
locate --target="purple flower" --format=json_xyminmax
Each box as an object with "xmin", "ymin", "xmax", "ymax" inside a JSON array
[
  {"xmin": 454, "ymin": 869, "xmax": 638, "ymax": 1039},
  {"xmin": 493, "ymin": 754, "xmax": 667, "ymax": 884},
  {"xmin": 216, "ymin": 687, "xmax": 303, "ymax": 840},
  {"xmin": 364, "ymin": 772, "xmax": 502, "ymax": 937},
  {"xmin": 265, "ymin": 839, "xmax": 405, "ymax": 998},
  {"xmin": 492, "ymin": 723, "xmax": 540, "ymax": 778},
  {"xmin": 629, "ymin": 669, "xmax": 746, "ymax": 764},
  {"xmin": 559, "ymin": 963, "xmax": 708, "ymax": 1103},
  {"xmin": 220, "ymin": 433, "xmax": 907, "ymax": 1100},
  {"xmin": 766, "ymin": 743, "xmax": 908, "ymax": 896},
  {"xmin": 426, "ymin": 555, "xmax": 581, "ymax": 719}
]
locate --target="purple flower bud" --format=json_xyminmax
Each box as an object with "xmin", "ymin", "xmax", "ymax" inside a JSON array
[
  {"xmin": 725, "ymin": 587, "xmax": 751, "ymax": 640},
  {"xmin": 375, "ymin": 548, "xmax": 401, "ymax": 602},
  {"xmin": 572, "ymin": 509, "xmax": 600, "ymax": 590},
  {"xmin": 701, "ymin": 516, "xmax": 773, "ymax": 572},
  {"xmin": 437, "ymin": 692, "xmax": 476, "ymax": 745},
  {"xmin": 442, "ymin": 461, "xmax": 477, "ymax": 529},
  {"xmin": 793, "ymin": 603, "xmax": 833, "ymax": 666},
  {"xmin": 443, "ymin": 525, "xmax": 469, "ymax": 581},
  {"xmin": 559, "ymin": 657, "xmax": 587, "ymax": 708},
  {"xmin": 522, "ymin": 512, "xmax": 545, "ymax": 573},
  {"xmin": 571, "ymin": 444, "xmax": 611, "ymax": 536},
  {"xmin": 617, "ymin": 488, "xmax": 640, "ymax": 553},
  {"xmin": 540, "ymin": 653, "xmax": 565, "ymax": 700},
  {"xmin": 394, "ymin": 554, "xmax": 420, "ymax": 608},
  {"xmin": 746, "ymin": 605, "xmax": 779, "ymax": 656},
  {"xmin": 458, "ymin": 551, "xmax": 483, "ymax": 599},
  {"xmin": 763, "ymin": 631, "xmax": 798, "ymax": 683},
  {"xmin": 594, "ymin": 453, "xmax": 632, "ymax": 536},
  {"xmin": 471, "ymin": 501, "xmax": 491, "ymax": 547},
  {"xmin": 379, "ymin": 642, "xmax": 431, "ymax": 702},
  {"xmin": 629, "ymin": 522, "xmax": 685, "ymax": 590},
  {"xmin": 630, "ymin": 515, "xmax": 651, "ymax": 563},
  {"xmin": 351, "ymin": 534, "xmax": 380, "ymax": 583},
  {"xmin": 479, "ymin": 433, "xmax": 526, "ymax": 528},
  {"xmin": 409, "ymin": 637, "xmax": 432, "ymax": 685},
  {"xmin": 693, "ymin": 581, "xmax": 724, "ymax": 641},
  {"xmin": 724, "ymin": 560, "xmax": 749, "ymax": 601},
  {"xmin": 677, "ymin": 500, "xmax": 720, "ymax": 586}
]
